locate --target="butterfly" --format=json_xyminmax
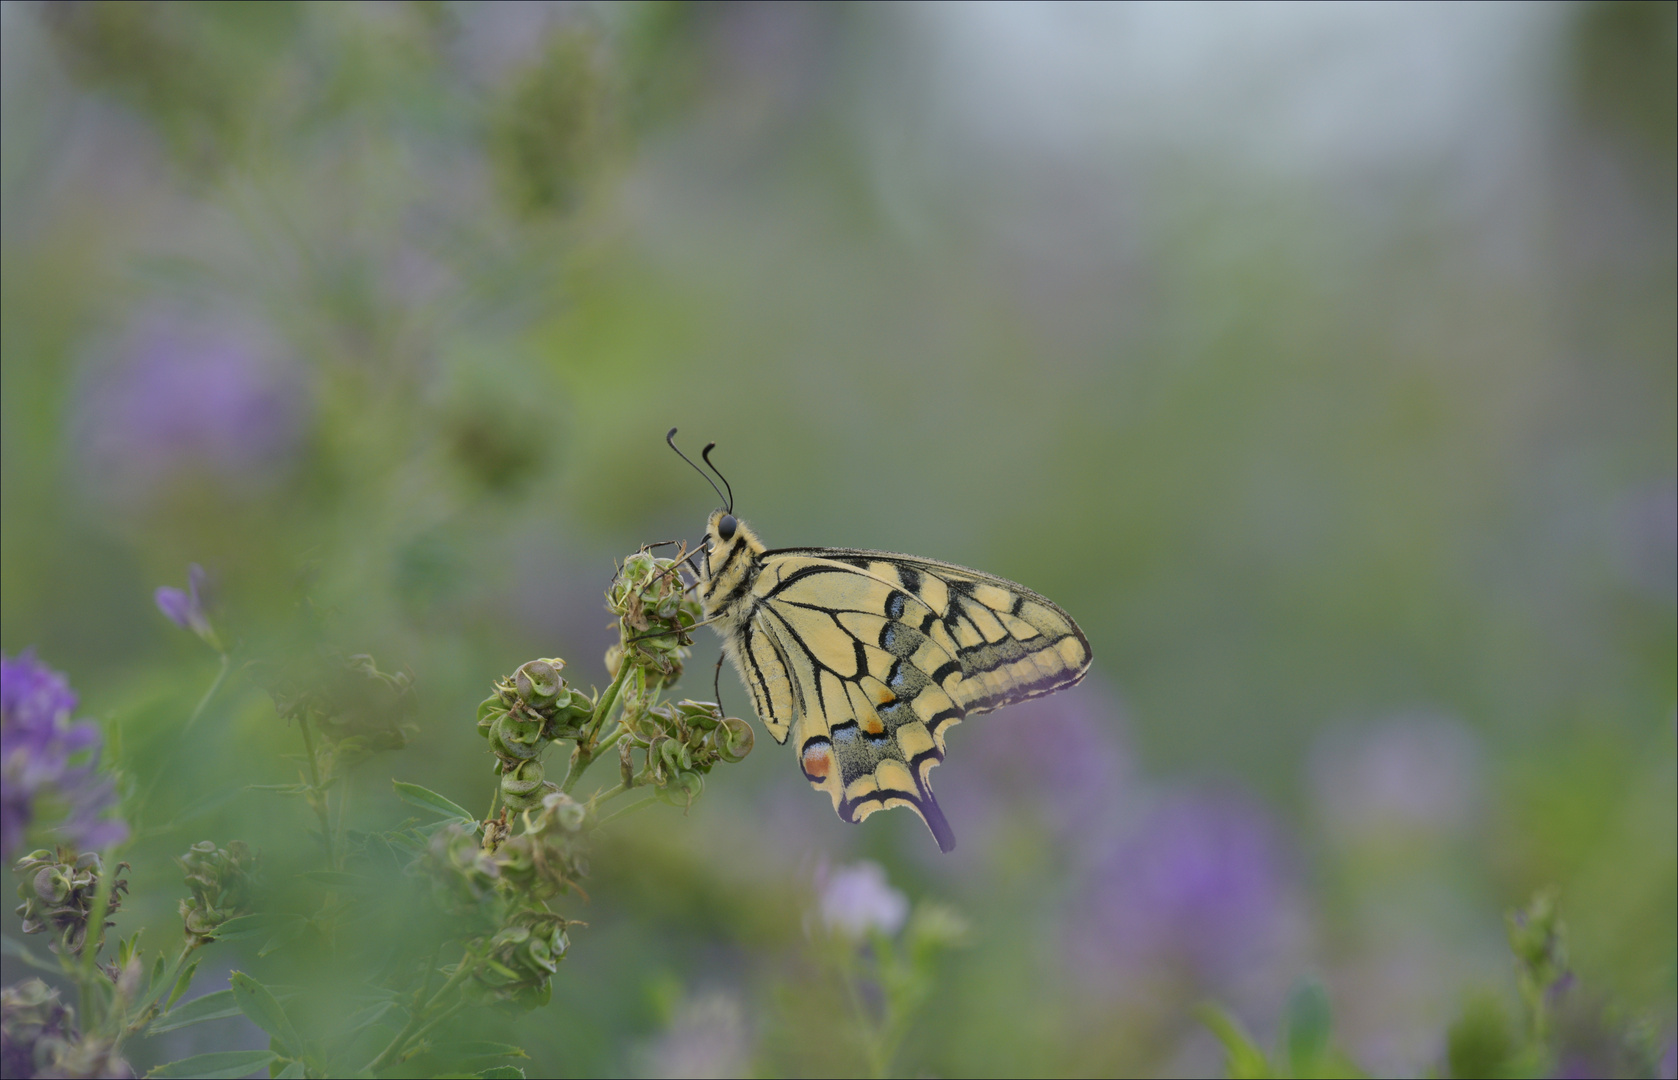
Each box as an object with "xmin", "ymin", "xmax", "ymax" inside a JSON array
[{"xmin": 667, "ymin": 430, "xmax": 1093, "ymax": 853}]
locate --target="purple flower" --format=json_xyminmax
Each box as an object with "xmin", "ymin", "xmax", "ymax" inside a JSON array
[
  {"xmin": 936, "ymin": 678, "xmax": 1132, "ymax": 858},
  {"xmin": 1, "ymin": 651, "xmax": 127, "ymax": 860},
  {"xmin": 74, "ymin": 305, "xmax": 306, "ymax": 505},
  {"xmin": 1066, "ymin": 788, "xmax": 1305, "ymax": 1006},
  {"xmin": 154, "ymin": 563, "xmax": 220, "ymax": 649},
  {"xmin": 816, "ymin": 861, "xmax": 909, "ymax": 939}
]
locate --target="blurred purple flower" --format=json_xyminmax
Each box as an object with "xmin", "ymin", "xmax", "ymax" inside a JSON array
[
  {"xmin": 937, "ymin": 679, "xmax": 1132, "ymax": 857},
  {"xmin": 1309, "ymin": 713, "xmax": 1480, "ymax": 846},
  {"xmin": 816, "ymin": 861, "xmax": 908, "ymax": 939},
  {"xmin": 636, "ymin": 990, "xmax": 753, "ymax": 1079},
  {"xmin": 1, "ymin": 651, "xmax": 127, "ymax": 860},
  {"xmin": 1614, "ymin": 480, "xmax": 1677, "ymax": 603},
  {"xmin": 154, "ymin": 563, "xmax": 220, "ymax": 649},
  {"xmin": 75, "ymin": 306, "xmax": 306, "ymax": 503},
  {"xmin": 1066, "ymin": 789, "xmax": 1305, "ymax": 1002}
]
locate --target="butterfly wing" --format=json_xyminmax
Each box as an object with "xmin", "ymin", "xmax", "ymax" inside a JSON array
[{"xmin": 739, "ymin": 549, "xmax": 1092, "ymax": 853}]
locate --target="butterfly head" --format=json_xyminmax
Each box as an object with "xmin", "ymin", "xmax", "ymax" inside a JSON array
[{"xmin": 703, "ymin": 508, "xmax": 764, "ymax": 576}]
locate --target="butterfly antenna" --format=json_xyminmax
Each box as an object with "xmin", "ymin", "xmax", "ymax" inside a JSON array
[
  {"xmin": 667, "ymin": 429, "xmax": 729, "ymax": 510},
  {"xmin": 700, "ymin": 442, "xmax": 734, "ymax": 514}
]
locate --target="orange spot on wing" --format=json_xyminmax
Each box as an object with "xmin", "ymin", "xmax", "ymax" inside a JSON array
[
  {"xmin": 801, "ymin": 744, "xmax": 833, "ymax": 780},
  {"xmin": 860, "ymin": 713, "xmax": 884, "ymax": 736},
  {"xmin": 872, "ymin": 685, "xmax": 897, "ymax": 706}
]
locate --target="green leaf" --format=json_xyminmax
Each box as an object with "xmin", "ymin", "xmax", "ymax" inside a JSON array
[
  {"xmin": 167, "ymin": 957, "xmax": 202, "ymax": 1008},
  {"xmin": 145, "ymin": 1050, "xmax": 279, "ymax": 1078},
  {"xmin": 148, "ymin": 990, "xmax": 239, "ymax": 1034},
  {"xmin": 273, "ymin": 1061, "xmax": 306, "ymax": 1079},
  {"xmin": 230, "ymin": 972, "xmax": 304, "ymax": 1058},
  {"xmin": 473, "ymin": 1068, "xmax": 527, "ymax": 1079},
  {"xmin": 1196, "ymin": 1003, "xmax": 1272, "ymax": 1079},
  {"xmin": 393, "ymin": 780, "xmax": 477, "ymax": 822},
  {"xmin": 1284, "ymin": 978, "xmax": 1332, "ymax": 1076}
]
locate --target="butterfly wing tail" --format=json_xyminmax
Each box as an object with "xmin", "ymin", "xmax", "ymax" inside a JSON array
[{"xmin": 918, "ymin": 785, "xmax": 957, "ymax": 853}]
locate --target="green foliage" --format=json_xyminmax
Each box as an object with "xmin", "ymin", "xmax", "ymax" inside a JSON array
[{"xmin": 1198, "ymin": 979, "xmax": 1365, "ymax": 1080}]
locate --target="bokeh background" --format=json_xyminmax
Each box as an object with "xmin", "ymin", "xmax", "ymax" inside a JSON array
[{"xmin": 2, "ymin": 2, "xmax": 1673, "ymax": 1076}]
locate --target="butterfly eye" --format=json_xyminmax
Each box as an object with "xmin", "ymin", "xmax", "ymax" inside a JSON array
[{"xmin": 717, "ymin": 514, "xmax": 737, "ymax": 542}]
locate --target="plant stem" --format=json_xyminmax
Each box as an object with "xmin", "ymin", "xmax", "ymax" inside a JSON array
[
  {"xmin": 595, "ymin": 795, "xmax": 658, "ymax": 830},
  {"xmin": 561, "ymin": 661, "xmax": 633, "ymax": 794},
  {"xmin": 182, "ymin": 652, "xmax": 231, "ymax": 731},
  {"xmin": 75, "ymin": 853, "xmax": 119, "ymax": 1028},
  {"xmin": 586, "ymin": 661, "xmax": 634, "ymax": 747},
  {"xmin": 837, "ymin": 954, "xmax": 888, "ymax": 1079},
  {"xmin": 295, "ymin": 712, "xmax": 336, "ymax": 869},
  {"xmin": 363, "ymin": 954, "xmax": 476, "ymax": 1073}
]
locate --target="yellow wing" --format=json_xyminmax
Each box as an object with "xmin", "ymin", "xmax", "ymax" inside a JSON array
[{"xmin": 735, "ymin": 548, "xmax": 1092, "ymax": 853}]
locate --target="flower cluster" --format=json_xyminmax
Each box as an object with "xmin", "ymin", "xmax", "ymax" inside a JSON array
[
  {"xmin": 476, "ymin": 907, "xmax": 572, "ymax": 1009},
  {"xmin": 477, "ymin": 659, "xmax": 595, "ymax": 810},
  {"xmin": 415, "ymin": 548, "xmax": 753, "ymax": 1013},
  {"xmin": 421, "ymin": 792, "xmax": 584, "ymax": 1009},
  {"xmin": 604, "ymin": 549, "xmax": 702, "ymax": 687},
  {"xmin": 623, "ymin": 699, "xmax": 754, "ymax": 808},
  {"xmin": 0, "ymin": 979, "xmax": 130, "ymax": 1080},
  {"xmin": 177, "ymin": 840, "xmax": 259, "ymax": 947},
  {"xmin": 1, "ymin": 652, "xmax": 127, "ymax": 861},
  {"xmin": 13, "ymin": 849, "xmax": 129, "ymax": 958}
]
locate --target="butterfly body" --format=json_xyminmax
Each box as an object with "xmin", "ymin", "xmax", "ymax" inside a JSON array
[{"xmin": 696, "ymin": 508, "xmax": 1092, "ymax": 853}]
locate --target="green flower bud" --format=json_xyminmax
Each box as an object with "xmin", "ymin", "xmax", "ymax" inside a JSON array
[
  {"xmin": 177, "ymin": 840, "xmax": 259, "ymax": 947},
  {"xmin": 604, "ymin": 643, "xmax": 623, "ymax": 678},
  {"xmin": 656, "ymin": 769, "xmax": 703, "ymax": 807},
  {"xmin": 715, "ymin": 717, "xmax": 754, "ymax": 763},
  {"xmin": 534, "ymin": 791, "xmax": 587, "ymax": 833},
  {"xmin": 13, "ymin": 849, "xmax": 129, "ymax": 957},
  {"xmin": 541, "ymin": 687, "xmax": 594, "ymax": 741},
  {"xmin": 674, "ymin": 699, "xmax": 722, "ymax": 731},
  {"xmin": 423, "ymin": 823, "xmax": 501, "ymax": 918},
  {"xmin": 476, "ymin": 695, "xmax": 508, "ymax": 738},
  {"xmin": 565, "ymin": 686, "xmax": 595, "ymax": 716},
  {"xmin": 500, "ymin": 760, "xmax": 556, "ymax": 810},
  {"xmin": 514, "ymin": 659, "xmax": 566, "ymax": 710},
  {"xmin": 489, "ymin": 712, "xmax": 544, "ymax": 762}
]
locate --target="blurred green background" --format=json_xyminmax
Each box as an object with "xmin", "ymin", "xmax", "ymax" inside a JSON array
[{"xmin": 2, "ymin": 2, "xmax": 1673, "ymax": 1076}]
